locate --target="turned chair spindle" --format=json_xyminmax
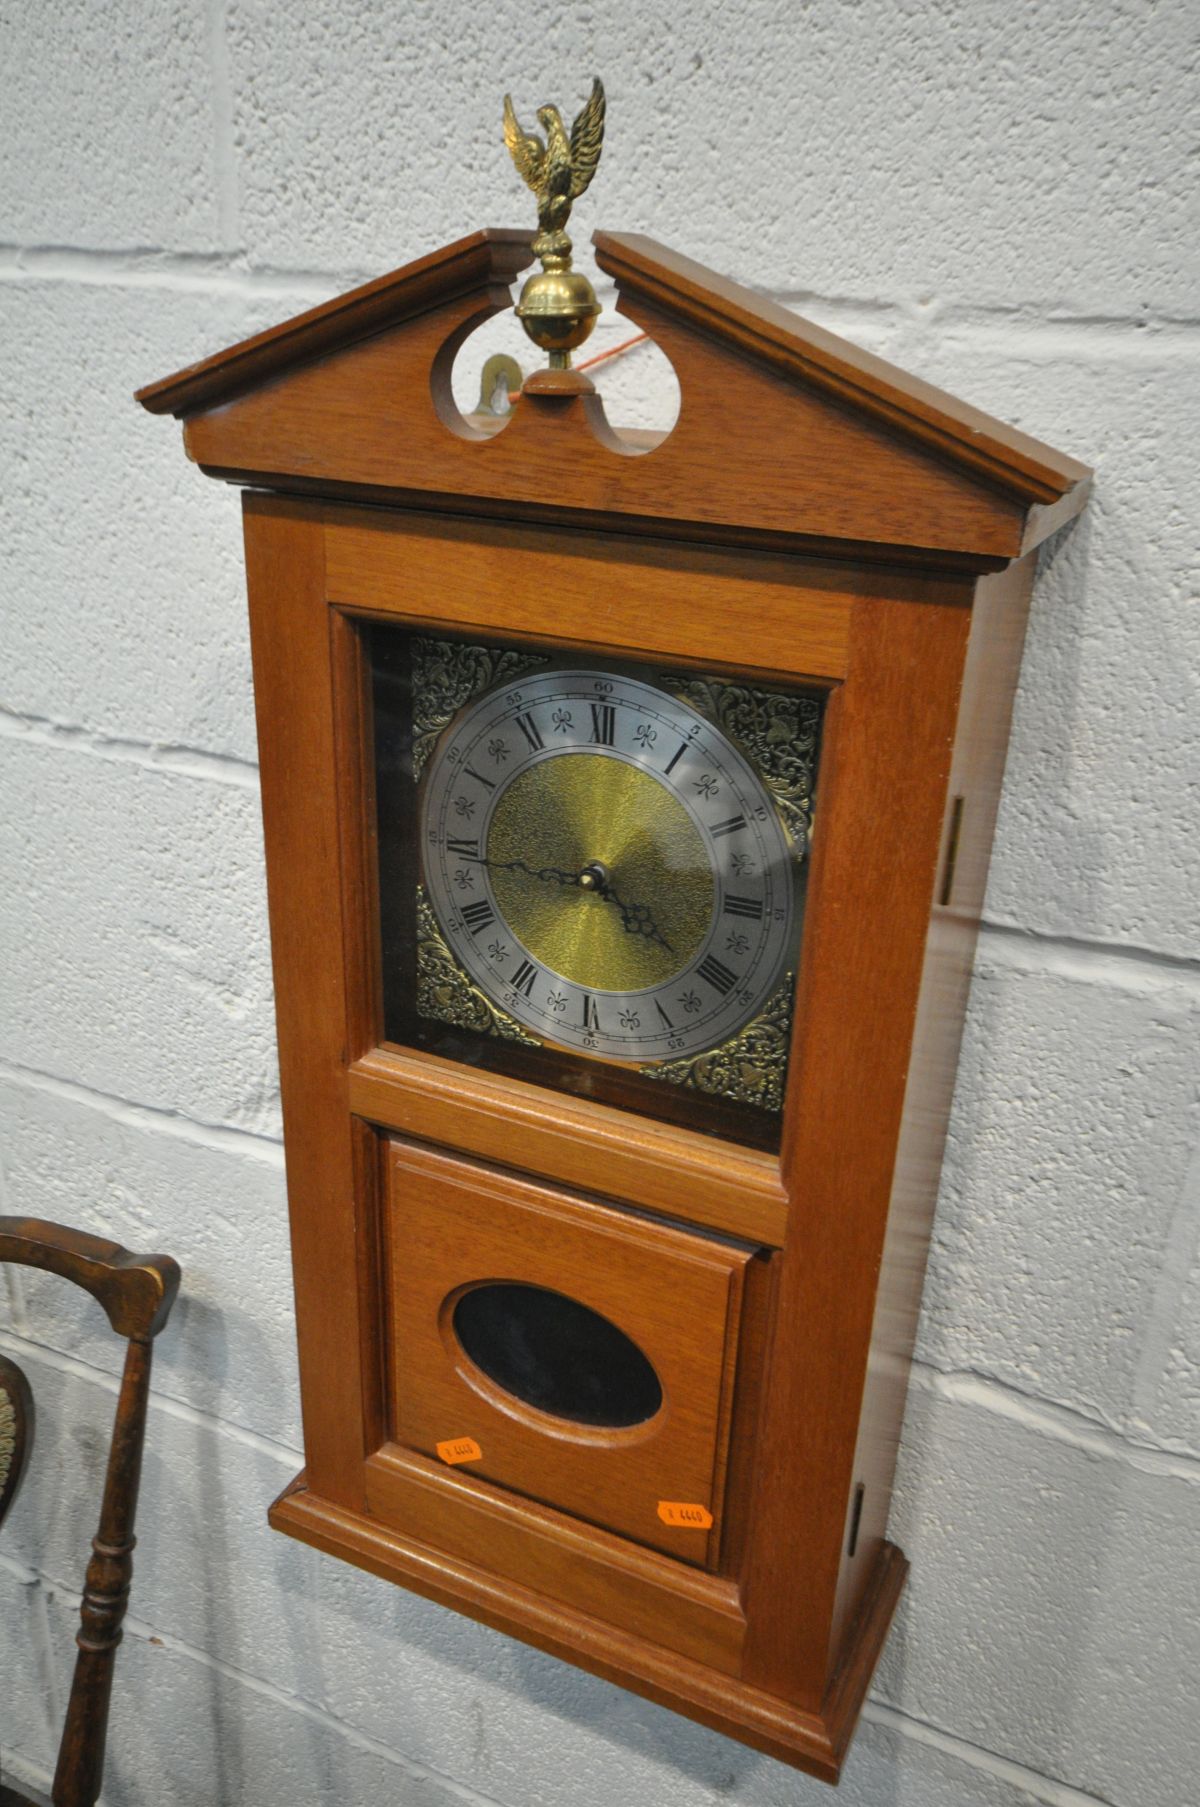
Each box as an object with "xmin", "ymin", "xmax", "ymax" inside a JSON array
[{"xmin": 0, "ymin": 1218, "xmax": 180, "ymax": 1807}]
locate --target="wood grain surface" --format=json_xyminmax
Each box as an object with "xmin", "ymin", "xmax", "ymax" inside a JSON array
[
  {"xmin": 140, "ymin": 231, "xmax": 1087, "ymax": 563},
  {"xmin": 348, "ymin": 1046, "xmax": 788, "ymax": 1247},
  {"xmin": 385, "ymin": 1140, "xmax": 752, "ymax": 1564}
]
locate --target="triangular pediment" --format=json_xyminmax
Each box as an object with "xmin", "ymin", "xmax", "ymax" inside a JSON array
[{"xmin": 138, "ymin": 229, "xmax": 1089, "ymax": 565}]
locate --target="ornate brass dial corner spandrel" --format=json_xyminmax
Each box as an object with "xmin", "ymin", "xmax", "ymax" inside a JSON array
[
  {"xmin": 412, "ymin": 637, "xmax": 550, "ymax": 778},
  {"xmin": 656, "ymin": 671, "xmax": 822, "ymax": 854},
  {"xmin": 640, "ymin": 974, "xmax": 794, "ymax": 1114},
  {"xmin": 416, "ymin": 885, "xmax": 539, "ymax": 1046}
]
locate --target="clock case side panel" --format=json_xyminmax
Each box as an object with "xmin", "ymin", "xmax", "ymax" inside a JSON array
[
  {"xmin": 735, "ymin": 554, "xmax": 1039, "ymax": 1716},
  {"xmin": 737, "ymin": 576, "xmax": 980, "ymax": 1711},
  {"xmin": 242, "ymin": 496, "xmax": 384, "ymax": 1506},
  {"xmin": 826, "ymin": 552, "xmax": 1038, "ymax": 1667}
]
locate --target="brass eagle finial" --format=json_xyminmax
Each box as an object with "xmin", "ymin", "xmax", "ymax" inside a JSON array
[
  {"xmin": 502, "ymin": 78, "xmax": 606, "ymax": 373},
  {"xmin": 503, "ymin": 77, "xmax": 606, "ymax": 253}
]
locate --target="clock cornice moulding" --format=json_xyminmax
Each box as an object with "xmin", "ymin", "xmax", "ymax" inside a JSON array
[
  {"xmin": 134, "ymin": 230, "xmax": 537, "ymax": 419},
  {"xmin": 136, "ymin": 230, "xmax": 1090, "ymax": 569}
]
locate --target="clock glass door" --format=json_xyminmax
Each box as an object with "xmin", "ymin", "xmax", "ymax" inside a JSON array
[{"xmin": 369, "ymin": 623, "xmax": 825, "ymax": 1151}]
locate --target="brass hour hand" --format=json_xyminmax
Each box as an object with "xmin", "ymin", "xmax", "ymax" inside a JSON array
[{"xmin": 594, "ymin": 880, "xmax": 674, "ymax": 956}]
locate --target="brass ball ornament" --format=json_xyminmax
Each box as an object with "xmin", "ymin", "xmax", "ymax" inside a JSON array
[{"xmin": 514, "ymin": 257, "xmax": 602, "ymax": 362}]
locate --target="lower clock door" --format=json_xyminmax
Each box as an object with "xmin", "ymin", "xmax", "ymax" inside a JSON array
[{"xmin": 382, "ymin": 1139, "xmax": 757, "ymax": 1567}]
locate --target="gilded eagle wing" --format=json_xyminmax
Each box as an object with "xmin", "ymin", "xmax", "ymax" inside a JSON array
[
  {"xmin": 568, "ymin": 77, "xmax": 606, "ymax": 200},
  {"xmin": 503, "ymin": 94, "xmax": 545, "ymax": 193}
]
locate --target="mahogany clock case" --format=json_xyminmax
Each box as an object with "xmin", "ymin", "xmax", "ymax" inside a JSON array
[
  {"xmin": 235, "ymin": 491, "xmax": 989, "ymax": 1778},
  {"xmin": 136, "ymin": 229, "xmax": 1092, "ymax": 1781}
]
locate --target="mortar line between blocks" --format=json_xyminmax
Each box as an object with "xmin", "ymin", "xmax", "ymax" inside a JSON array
[
  {"xmin": 864, "ymin": 1700, "xmax": 1121, "ymax": 1807},
  {"xmin": 0, "ymin": 242, "xmax": 342, "ymax": 302},
  {"xmin": 909, "ymin": 1357, "xmax": 1200, "ymax": 1483},
  {"xmin": 5, "ymin": 701, "xmax": 1197, "ymax": 994},
  {"xmin": 0, "ymin": 1326, "xmax": 300, "ymax": 1468},
  {"xmin": 204, "ymin": 0, "xmax": 241, "ymax": 247},
  {"xmin": 0, "ymin": 1057, "xmax": 284, "ymax": 1164},
  {"xmin": 0, "ymin": 1752, "xmax": 54, "ymax": 1804},
  {"xmin": 977, "ymin": 918, "xmax": 1200, "ymax": 993},
  {"xmin": 3, "ymin": 1541, "xmax": 1124, "ymax": 1807},
  {"xmin": 0, "ymin": 704, "xmax": 261, "ymax": 791},
  {"xmin": 0, "ymin": 1552, "xmax": 40, "ymax": 1587},
  {"xmin": 5, "ymin": 1561, "xmax": 514, "ymax": 1807},
  {"xmin": 2, "ymin": 240, "xmax": 1199, "ymax": 351}
]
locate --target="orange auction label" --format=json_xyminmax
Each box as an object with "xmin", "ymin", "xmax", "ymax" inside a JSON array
[
  {"xmin": 657, "ymin": 1501, "xmax": 713, "ymax": 1529},
  {"xmin": 436, "ymin": 1437, "xmax": 482, "ymax": 1465}
]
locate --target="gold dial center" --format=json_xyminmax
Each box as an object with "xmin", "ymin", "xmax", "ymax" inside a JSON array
[{"xmin": 486, "ymin": 753, "xmax": 712, "ymax": 992}]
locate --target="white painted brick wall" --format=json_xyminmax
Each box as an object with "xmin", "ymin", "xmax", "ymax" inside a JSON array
[{"xmin": 2, "ymin": 6, "xmax": 1197, "ymax": 1804}]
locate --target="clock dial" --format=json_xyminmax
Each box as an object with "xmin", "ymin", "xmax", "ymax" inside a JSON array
[{"xmin": 421, "ymin": 668, "xmax": 795, "ymax": 1064}]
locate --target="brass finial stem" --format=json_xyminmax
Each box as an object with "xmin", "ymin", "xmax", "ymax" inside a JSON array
[{"xmin": 502, "ymin": 78, "xmax": 606, "ymax": 372}]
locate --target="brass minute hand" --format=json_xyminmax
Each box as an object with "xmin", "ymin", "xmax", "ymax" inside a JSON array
[{"xmin": 463, "ymin": 853, "xmax": 584, "ymax": 889}]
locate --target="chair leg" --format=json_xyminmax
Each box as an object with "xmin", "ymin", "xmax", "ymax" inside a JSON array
[{"xmin": 52, "ymin": 1338, "xmax": 153, "ymax": 1807}]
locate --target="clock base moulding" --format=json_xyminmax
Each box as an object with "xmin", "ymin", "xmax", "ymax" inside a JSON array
[
  {"xmin": 136, "ymin": 228, "xmax": 1091, "ymax": 1781},
  {"xmin": 269, "ymin": 1473, "xmax": 908, "ymax": 1782}
]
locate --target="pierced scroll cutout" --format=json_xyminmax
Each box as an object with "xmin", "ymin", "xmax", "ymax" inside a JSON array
[{"xmin": 432, "ymin": 301, "xmax": 679, "ymax": 457}]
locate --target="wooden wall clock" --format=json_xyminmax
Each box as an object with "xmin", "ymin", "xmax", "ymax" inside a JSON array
[{"xmin": 136, "ymin": 82, "xmax": 1090, "ymax": 1781}]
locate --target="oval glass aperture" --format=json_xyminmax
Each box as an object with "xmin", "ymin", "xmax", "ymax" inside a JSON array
[{"xmin": 452, "ymin": 1283, "xmax": 663, "ymax": 1429}]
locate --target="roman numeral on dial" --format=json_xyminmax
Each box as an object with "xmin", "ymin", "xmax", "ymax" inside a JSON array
[
  {"xmin": 710, "ymin": 815, "xmax": 746, "ymax": 839},
  {"xmin": 510, "ymin": 959, "xmax": 538, "ymax": 997},
  {"xmin": 446, "ymin": 837, "xmax": 479, "ymax": 858},
  {"xmin": 697, "ymin": 954, "xmax": 737, "ymax": 995},
  {"xmin": 654, "ymin": 999, "xmax": 674, "ymax": 1030},
  {"xmin": 724, "ymin": 893, "xmax": 763, "ymax": 919},
  {"xmin": 581, "ymin": 994, "xmax": 601, "ymax": 1031},
  {"xmin": 464, "ymin": 765, "xmax": 496, "ymax": 791},
  {"xmin": 460, "ymin": 899, "xmax": 496, "ymax": 935},
  {"xmin": 515, "ymin": 712, "xmax": 544, "ymax": 753},
  {"xmin": 590, "ymin": 703, "xmax": 616, "ymax": 746}
]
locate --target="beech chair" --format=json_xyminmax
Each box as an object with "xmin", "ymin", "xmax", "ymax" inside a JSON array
[{"xmin": 0, "ymin": 1219, "xmax": 180, "ymax": 1807}]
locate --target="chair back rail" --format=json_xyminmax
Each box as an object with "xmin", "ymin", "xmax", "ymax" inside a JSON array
[{"xmin": 0, "ymin": 1217, "xmax": 180, "ymax": 1807}]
